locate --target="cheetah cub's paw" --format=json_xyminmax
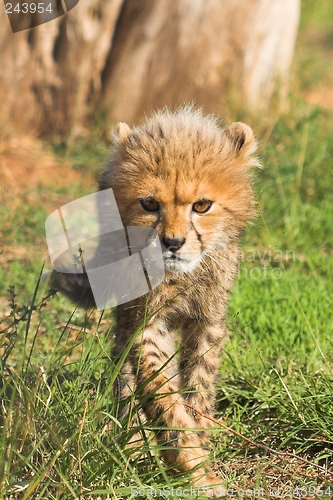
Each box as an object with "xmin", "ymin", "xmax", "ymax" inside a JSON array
[{"xmin": 194, "ymin": 472, "xmax": 227, "ymax": 497}]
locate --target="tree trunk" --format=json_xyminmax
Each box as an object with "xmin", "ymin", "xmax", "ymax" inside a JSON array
[
  {"xmin": 0, "ymin": 0, "xmax": 124, "ymax": 137},
  {"xmin": 102, "ymin": 0, "xmax": 300, "ymax": 123},
  {"xmin": 0, "ymin": 0, "xmax": 300, "ymax": 138}
]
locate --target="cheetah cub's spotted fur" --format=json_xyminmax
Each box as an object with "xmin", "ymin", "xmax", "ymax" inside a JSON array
[{"xmin": 52, "ymin": 106, "xmax": 259, "ymax": 494}]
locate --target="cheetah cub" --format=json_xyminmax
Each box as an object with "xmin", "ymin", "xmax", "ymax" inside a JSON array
[{"xmin": 51, "ymin": 106, "xmax": 259, "ymax": 495}]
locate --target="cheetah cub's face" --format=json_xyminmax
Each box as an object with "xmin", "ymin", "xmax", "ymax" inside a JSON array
[
  {"xmin": 138, "ymin": 189, "xmax": 222, "ymax": 274},
  {"xmin": 100, "ymin": 108, "xmax": 258, "ymax": 274},
  {"xmin": 151, "ymin": 195, "xmax": 216, "ymax": 274}
]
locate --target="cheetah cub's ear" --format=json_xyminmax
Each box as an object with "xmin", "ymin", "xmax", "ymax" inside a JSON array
[
  {"xmin": 111, "ymin": 122, "xmax": 132, "ymax": 145},
  {"xmin": 224, "ymin": 122, "xmax": 257, "ymax": 158}
]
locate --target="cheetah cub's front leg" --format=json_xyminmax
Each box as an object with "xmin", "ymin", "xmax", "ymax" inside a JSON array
[
  {"xmin": 180, "ymin": 322, "xmax": 230, "ymax": 428},
  {"xmin": 117, "ymin": 318, "xmax": 226, "ymax": 495}
]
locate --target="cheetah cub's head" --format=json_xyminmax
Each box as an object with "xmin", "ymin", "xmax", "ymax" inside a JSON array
[{"xmin": 100, "ymin": 107, "xmax": 259, "ymax": 274}]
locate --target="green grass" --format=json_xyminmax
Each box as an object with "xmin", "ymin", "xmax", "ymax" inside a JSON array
[{"xmin": 1, "ymin": 1, "xmax": 333, "ymax": 497}]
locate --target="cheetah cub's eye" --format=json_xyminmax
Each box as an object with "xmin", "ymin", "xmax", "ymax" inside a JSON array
[
  {"xmin": 140, "ymin": 197, "xmax": 160, "ymax": 212},
  {"xmin": 192, "ymin": 200, "xmax": 213, "ymax": 214}
]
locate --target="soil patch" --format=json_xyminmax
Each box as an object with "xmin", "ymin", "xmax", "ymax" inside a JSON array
[{"xmin": 0, "ymin": 136, "xmax": 92, "ymax": 188}]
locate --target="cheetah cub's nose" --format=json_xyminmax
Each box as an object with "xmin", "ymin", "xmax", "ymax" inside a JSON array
[{"xmin": 163, "ymin": 237, "xmax": 186, "ymax": 251}]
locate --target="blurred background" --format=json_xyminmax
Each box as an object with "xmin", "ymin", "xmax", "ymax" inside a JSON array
[{"xmin": 0, "ymin": 0, "xmax": 300, "ymax": 138}]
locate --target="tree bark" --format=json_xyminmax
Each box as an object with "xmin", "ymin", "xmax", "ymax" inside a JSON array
[
  {"xmin": 0, "ymin": 0, "xmax": 300, "ymax": 138},
  {"xmin": 102, "ymin": 0, "xmax": 300, "ymax": 123},
  {"xmin": 0, "ymin": 0, "xmax": 124, "ymax": 136}
]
